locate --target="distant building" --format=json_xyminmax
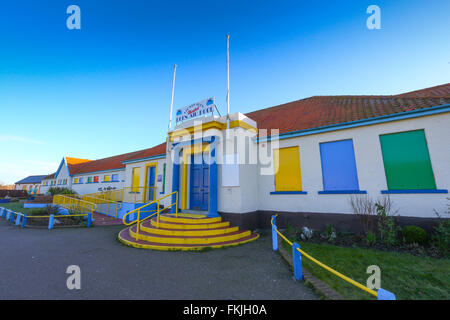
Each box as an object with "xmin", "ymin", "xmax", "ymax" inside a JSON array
[{"xmin": 14, "ymin": 175, "xmax": 48, "ymax": 195}]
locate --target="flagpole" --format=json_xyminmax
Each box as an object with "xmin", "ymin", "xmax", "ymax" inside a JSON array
[
  {"xmin": 167, "ymin": 64, "xmax": 177, "ymax": 154},
  {"xmin": 226, "ymin": 35, "xmax": 230, "ymax": 138},
  {"xmin": 168, "ymin": 64, "xmax": 177, "ymax": 131}
]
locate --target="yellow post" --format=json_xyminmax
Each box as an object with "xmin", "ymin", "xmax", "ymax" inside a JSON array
[
  {"xmin": 135, "ymin": 209, "xmax": 140, "ymax": 240},
  {"xmin": 176, "ymin": 192, "xmax": 179, "ymax": 217}
]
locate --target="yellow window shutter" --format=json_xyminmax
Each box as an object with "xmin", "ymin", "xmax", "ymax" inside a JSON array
[
  {"xmin": 132, "ymin": 168, "xmax": 140, "ymax": 192},
  {"xmin": 274, "ymin": 146, "xmax": 302, "ymax": 191}
]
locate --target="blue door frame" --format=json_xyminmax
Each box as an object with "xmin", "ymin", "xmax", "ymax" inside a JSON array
[{"xmin": 171, "ymin": 136, "xmax": 219, "ymax": 217}]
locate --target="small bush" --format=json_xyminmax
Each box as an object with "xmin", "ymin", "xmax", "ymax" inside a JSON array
[
  {"xmin": 30, "ymin": 208, "xmax": 47, "ymax": 216},
  {"xmin": 48, "ymin": 187, "xmax": 77, "ymax": 196},
  {"xmin": 402, "ymin": 226, "xmax": 428, "ymax": 245},
  {"xmin": 365, "ymin": 231, "xmax": 377, "ymax": 246}
]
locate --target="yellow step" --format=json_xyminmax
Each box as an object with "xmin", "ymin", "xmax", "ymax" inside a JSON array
[
  {"xmin": 129, "ymin": 226, "xmax": 251, "ymax": 245},
  {"xmin": 140, "ymin": 222, "xmax": 239, "ymax": 236},
  {"xmin": 150, "ymin": 219, "xmax": 230, "ymax": 230},
  {"xmin": 159, "ymin": 214, "xmax": 222, "ymax": 224},
  {"xmin": 118, "ymin": 227, "xmax": 260, "ymax": 251}
]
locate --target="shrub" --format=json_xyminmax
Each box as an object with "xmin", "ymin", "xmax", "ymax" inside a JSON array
[
  {"xmin": 349, "ymin": 194, "xmax": 376, "ymax": 235},
  {"xmin": 48, "ymin": 187, "xmax": 77, "ymax": 196},
  {"xmin": 431, "ymin": 198, "xmax": 450, "ymax": 255},
  {"xmin": 60, "ymin": 188, "xmax": 77, "ymax": 195},
  {"xmin": 365, "ymin": 231, "xmax": 377, "ymax": 246},
  {"xmin": 30, "ymin": 208, "xmax": 47, "ymax": 216},
  {"xmin": 402, "ymin": 226, "xmax": 428, "ymax": 245},
  {"xmin": 321, "ymin": 224, "xmax": 337, "ymax": 243},
  {"xmin": 376, "ymin": 197, "xmax": 400, "ymax": 247}
]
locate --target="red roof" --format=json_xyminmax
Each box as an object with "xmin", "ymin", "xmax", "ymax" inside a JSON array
[
  {"xmin": 68, "ymin": 142, "xmax": 166, "ymax": 175},
  {"xmin": 246, "ymin": 83, "xmax": 450, "ymax": 137},
  {"xmin": 43, "ymin": 173, "xmax": 55, "ymax": 180},
  {"xmin": 63, "ymin": 83, "xmax": 449, "ymax": 175},
  {"xmin": 396, "ymin": 83, "xmax": 450, "ymax": 98}
]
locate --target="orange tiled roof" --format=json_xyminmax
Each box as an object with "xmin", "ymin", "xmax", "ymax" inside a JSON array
[
  {"xmin": 68, "ymin": 143, "xmax": 166, "ymax": 175},
  {"xmin": 246, "ymin": 83, "xmax": 450, "ymax": 137},
  {"xmin": 65, "ymin": 157, "xmax": 92, "ymax": 165}
]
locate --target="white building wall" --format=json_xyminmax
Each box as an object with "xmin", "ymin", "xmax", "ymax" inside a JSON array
[
  {"xmin": 123, "ymin": 158, "xmax": 168, "ymax": 205},
  {"xmin": 256, "ymin": 113, "xmax": 450, "ymax": 218},
  {"xmin": 54, "ymin": 165, "xmax": 71, "ymax": 189},
  {"xmin": 71, "ymin": 170, "xmax": 125, "ymax": 195}
]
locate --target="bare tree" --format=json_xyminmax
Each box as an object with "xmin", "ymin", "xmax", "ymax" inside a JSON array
[{"xmin": 349, "ymin": 194, "xmax": 376, "ymax": 235}]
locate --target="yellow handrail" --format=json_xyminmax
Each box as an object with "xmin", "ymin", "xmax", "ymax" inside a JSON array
[
  {"xmin": 122, "ymin": 191, "xmax": 178, "ymax": 240},
  {"xmin": 271, "ymin": 215, "xmax": 378, "ymax": 298},
  {"xmin": 122, "ymin": 186, "xmax": 157, "ymax": 203},
  {"xmin": 53, "ymin": 194, "xmax": 97, "ymax": 215},
  {"xmin": 81, "ymin": 194, "xmax": 123, "ymax": 218}
]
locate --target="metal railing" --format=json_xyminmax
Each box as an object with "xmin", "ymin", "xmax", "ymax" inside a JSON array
[
  {"xmin": 122, "ymin": 191, "xmax": 178, "ymax": 240},
  {"xmin": 84, "ymin": 189, "xmax": 124, "ymax": 203},
  {"xmin": 122, "ymin": 186, "xmax": 157, "ymax": 203},
  {"xmin": 0, "ymin": 206, "xmax": 92, "ymax": 229},
  {"xmin": 53, "ymin": 194, "xmax": 97, "ymax": 215},
  {"xmin": 271, "ymin": 215, "xmax": 396, "ymax": 300},
  {"xmin": 80, "ymin": 194, "xmax": 123, "ymax": 218}
]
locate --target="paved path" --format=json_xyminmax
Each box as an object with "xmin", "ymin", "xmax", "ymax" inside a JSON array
[
  {"xmin": 0, "ymin": 219, "xmax": 317, "ymax": 300},
  {"xmin": 92, "ymin": 213, "xmax": 123, "ymax": 226}
]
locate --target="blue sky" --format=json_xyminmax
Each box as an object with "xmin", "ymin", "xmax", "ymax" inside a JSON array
[{"xmin": 0, "ymin": 0, "xmax": 449, "ymax": 184}]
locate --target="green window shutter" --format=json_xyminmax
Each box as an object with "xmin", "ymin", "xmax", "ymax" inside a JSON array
[
  {"xmin": 162, "ymin": 163, "xmax": 166, "ymax": 193},
  {"xmin": 379, "ymin": 130, "xmax": 436, "ymax": 190}
]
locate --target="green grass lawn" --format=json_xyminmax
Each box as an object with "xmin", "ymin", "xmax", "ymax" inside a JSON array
[
  {"xmin": 282, "ymin": 240, "xmax": 450, "ymax": 300},
  {"xmin": 0, "ymin": 201, "xmax": 36, "ymax": 215}
]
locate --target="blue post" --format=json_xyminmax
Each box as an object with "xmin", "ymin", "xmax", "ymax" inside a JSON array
[
  {"xmin": 377, "ymin": 288, "xmax": 396, "ymax": 300},
  {"xmin": 22, "ymin": 215, "xmax": 27, "ymax": 228},
  {"xmin": 15, "ymin": 213, "xmax": 21, "ymax": 226},
  {"xmin": 6, "ymin": 210, "xmax": 10, "ymax": 221},
  {"xmin": 87, "ymin": 212, "xmax": 92, "ymax": 228},
  {"xmin": 10, "ymin": 212, "xmax": 15, "ymax": 223},
  {"xmin": 272, "ymin": 215, "xmax": 278, "ymax": 251},
  {"xmin": 292, "ymin": 242, "xmax": 303, "ymax": 280},
  {"xmin": 48, "ymin": 214, "xmax": 54, "ymax": 229},
  {"xmin": 0, "ymin": 207, "xmax": 4, "ymax": 218}
]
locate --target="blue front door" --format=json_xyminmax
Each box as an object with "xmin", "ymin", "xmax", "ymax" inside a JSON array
[
  {"xmin": 190, "ymin": 154, "xmax": 209, "ymax": 211},
  {"xmin": 147, "ymin": 166, "xmax": 156, "ymax": 202}
]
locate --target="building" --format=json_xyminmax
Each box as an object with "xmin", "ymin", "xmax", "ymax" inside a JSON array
[
  {"xmin": 38, "ymin": 83, "xmax": 450, "ymax": 231},
  {"xmin": 14, "ymin": 175, "xmax": 48, "ymax": 195}
]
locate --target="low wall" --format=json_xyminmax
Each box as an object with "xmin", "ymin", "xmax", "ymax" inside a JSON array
[
  {"xmin": 220, "ymin": 210, "xmax": 444, "ymax": 233},
  {"xmin": 24, "ymin": 203, "xmax": 53, "ymax": 208}
]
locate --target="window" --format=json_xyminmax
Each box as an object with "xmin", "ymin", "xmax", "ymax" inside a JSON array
[
  {"xmin": 79, "ymin": 177, "xmax": 83, "ymax": 184},
  {"xmin": 272, "ymin": 146, "xmax": 303, "ymax": 193},
  {"xmin": 112, "ymin": 174, "xmax": 119, "ymax": 182},
  {"xmin": 93, "ymin": 176, "xmax": 99, "ymax": 183},
  {"xmin": 103, "ymin": 175, "xmax": 111, "ymax": 182},
  {"xmin": 379, "ymin": 130, "xmax": 438, "ymax": 191},
  {"xmin": 74, "ymin": 178, "xmax": 79, "ymax": 184},
  {"xmin": 87, "ymin": 177, "xmax": 93, "ymax": 183},
  {"xmin": 131, "ymin": 167, "xmax": 140, "ymax": 192},
  {"xmin": 319, "ymin": 139, "xmax": 364, "ymax": 193}
]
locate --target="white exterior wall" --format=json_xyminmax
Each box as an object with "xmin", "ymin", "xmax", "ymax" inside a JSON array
[
  {"xmin": 256, "ymin": 113, "xmax": 450, "ymax": 218},
  {"xmin": 54, "ymin": 165, "xmax": 71, "ymax": 189},
  {"xmin": 40, "ymin": 179, "xmax": 53, "ymax": 194},
  {"xmin": 71, "ymin": 170, "xmax": 125, "ymax": 195},
  {"xmin": 123, "ymin": 158, "xmax": 168, "ymax": 204}
]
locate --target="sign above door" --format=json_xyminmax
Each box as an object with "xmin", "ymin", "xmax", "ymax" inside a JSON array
[{"xmin": 175, "ymin": 97, "xmax": 216, "ymax": 124}]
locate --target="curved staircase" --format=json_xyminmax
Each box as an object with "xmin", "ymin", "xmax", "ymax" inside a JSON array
[{"xmin": 118, "ymin": 214, "xmax": 259, "ymax": 251}]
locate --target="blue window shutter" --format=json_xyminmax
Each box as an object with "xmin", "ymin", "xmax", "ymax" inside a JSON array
[{"xmin": 320, "ymin": 139, "xmax": 360, "ymax": 191}]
